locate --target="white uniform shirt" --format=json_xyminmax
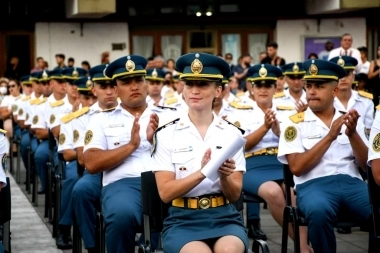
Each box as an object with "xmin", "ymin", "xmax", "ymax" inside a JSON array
[
  {"xmin": 84, "ymin": 104, "xmax": 157, "ymax": 186},
  {"xmin": 50, "ymin": 95, "xmax": 75, "ymax": 130},
  {"xmin": 334, "ymin": 90, "xmax": 374, "ymax": 130},
  {"xmin": 146, "ymin": 96, "xmax": 165, "ymax": 107},
  {"xmin": 58, "ymin": 118, "xmax": 74, "ymax": 153},
  {"xmin": 31, "ymin": 96, "xmax": 51, "ymax": 130},
  {"xmin": 368, "ymin": 109, "xmax": 380, "ymax": 163},
  {"xmin": 17, "ymin": 93, "xmax": 38, "ymax": 121},
  {"xmin": 278, "ymin": 108, "xmax": 368, "ymax": 187},
  {"xmin": 360, "ymin": 61, "xmax": 371, "ymax": 74},
  {"xmin": 0, "ymin": 95, "xmax": 22, "ymax": 114},
  {"xmin": 152, "ymin": 113, "xmax": 246, "ymax": 197},
  {"xmin": 328, "ymin": 47, "xmax": 363, "ymax": 73},
  {"xmin": 24, "ymin": 95, "xmax": 43, "ymax": 126},
  {"xmin": 13, "ymin": 94, "xmax": 29, "ymax": 117},
  {"xmin": 213, "ymin": 100, "xmax": 230, "ymax": 118},
  {"xmin": 74, "ymin": 102, "xmax": 101, "ymax": 149},
  {"xmin": 0, "ymin": 134, "xmax": 7, "ymax": 187}
]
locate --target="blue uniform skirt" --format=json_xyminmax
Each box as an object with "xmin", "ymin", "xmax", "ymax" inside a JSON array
[
  {"xmin": 243, "ymin": 155, "xmax": 283, "ymax": 194},
  {"xmin": 162, "ymin": 204, "xmax": 249, "ymax": 253}
]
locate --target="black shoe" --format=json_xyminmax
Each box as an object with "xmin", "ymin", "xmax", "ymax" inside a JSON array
[
  {"xmin": 87, "ymin": 248, "xmax": 96, "ymax": 253},
  {"xmin": 337, "ymin": 227, "xmax": 352, "ymax": 234},
  {"xmin": 56, "ymin": 232, "xmax": 73, "ymax": 249},
  {"xmin": 247, "ymin": 220, "xmax": 267, "ymax": 240}
]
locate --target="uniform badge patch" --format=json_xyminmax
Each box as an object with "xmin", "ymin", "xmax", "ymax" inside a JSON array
[
  {"xmin": 372, "ymin": 133, "xmax": 380, "ymax": 152},
  {"xmin": 234, "ymin": 121, "xmax": 241, "ymax": 128},
  {"xmin": 73, "ymin": 130, "xmax": 79, "ymax": 143},
  {"xmin": 18, "ymin": 108, "xmax": 23, "ymax": 116},
  {"xmin": 84, "ymin": 130, "xmax": 93, "ymax": 145},
  {"xmin": 26, "ymin": 113, "xmax": 29, "ymax": 121},
  {"xmin": 50, "ymin": 114, "xmax": 56, "ymax": 124},
  {"xmin": 32, "ymin": 115, "xmax": 38, "ymax": 124},
  {"xmin": 12, "ymin": 105, "xmax": 18, "ymax": 112},
  {"xmin": 59, "ymin": 133, "xmax": 66, "ymax": 145},
  {"xmin": 284, "ymin": 126, "xmax": 297, "ymax": 142}
]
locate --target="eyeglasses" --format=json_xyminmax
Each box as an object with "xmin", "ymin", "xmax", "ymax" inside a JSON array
[{"xmin": 9, "ymin": 85, "xmax": 16, "ymax": 88}]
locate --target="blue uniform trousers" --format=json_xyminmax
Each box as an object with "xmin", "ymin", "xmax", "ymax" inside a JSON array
[
  {"xmin": 296, "ymin": 174, "xmax": 371, "ymax": 253},
  {"xmin": 20, "ymin": 130, "xmax": 32, "ymax": 170},
  {"xmin": 102, "ymin": 177, "xmax": 143, "ymax": 253},
  {"xmin": 59, "ymin": 160, "xmax": 79, "ymax": 226},
  {"xmin": 34, "ymin": 140, "xmax": 49, "ymax": 191},
  {"xmin": 72, "ymin": 170, "xmax": 101, "ymax": 249}
]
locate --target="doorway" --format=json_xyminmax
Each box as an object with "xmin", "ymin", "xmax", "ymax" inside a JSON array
[{"xmin": 0, "ymin": 32, "xmax": 34, "ymax": 80}]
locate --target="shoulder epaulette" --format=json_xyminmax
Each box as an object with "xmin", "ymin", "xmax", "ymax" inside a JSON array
[
  {"xmin": 376, "ymin": 105, "xmax": 380, "ymax": 110},
  {"xmin": 60, "ymin": 111, "xmax": 76, "ymax": 124},
  {"xmin": 50, "ymin": 100, "xmax": 64, "ymax": 108},
  {"xmin": 151, "ymin": 118, "xmax": 180, "ymax": 157},
  {"xmin": 29, "ymin": 98, "xmax": 40, "ymax": 105},
  {"xmin": 35, "ymin": 97, "xmax": 47, "ymax": 105},
  {"xmin": 277, "ymin": 105, "xmax": 295, "ymax": 111},
  {"xmin": 100, "ymin": 107, "xmax": 116, "ymax": 113},
  {"xmin": 273, "ymin": 92, "xmax": 285, "ymax": 98},
  {"xmin": 73, "ymin": 107, "xmax": 90, "ymax": 119},
  {"xmin": 22, "ymin": 95, "xmax": 31, "ymax": 101},
  {"xmin": 156, "ymin": 105, "xmax": 177, "ymax": 111},
  {"xmin": 229, "ymin": 101, "xmax": 253, "ymax": 110},
  {"xmin": 165, "ymin": 92, "xmax": 175, "ymax": 99},
  {"xmin": 223, "ymin": 119, "xmax": 245, "ymax": 135},
  {"xmin": 165, "ymin": 97, "xmax": 178, "ymax": 105},
  {"xmin": 0, "ymin": 128, "xmax": 6, "ymax": 134},
  {"xmin": 289, "ymin": 111, "xmax": 305, "ymax": 124},
  {"xmin": 236, "ymin": 92, "xmax": 245, "ymax": 97},
  {"xmin": 358, "ymin": 90, "xmax": 373, "ymax": 100}
]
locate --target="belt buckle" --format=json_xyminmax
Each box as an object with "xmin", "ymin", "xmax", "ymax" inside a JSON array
[
  {"xmin": 267, "ymin": 148, "xmax": 275, "ymax": 155},
  {"xmin": 199, "ymin": 197, "xmax": 211, "ymax": 209}
]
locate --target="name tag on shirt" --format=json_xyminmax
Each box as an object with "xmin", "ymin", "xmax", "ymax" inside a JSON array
[
  {"xmin": 174, "ymin": 146, "xmax": 193, "ymax": 153},
  {"xmin": 109, "ymin": 123, "xmax": 124, "ymax": 128},
  {"xmin": 306, "ymin": 134, "xmax": 322, "ymax": 139}
]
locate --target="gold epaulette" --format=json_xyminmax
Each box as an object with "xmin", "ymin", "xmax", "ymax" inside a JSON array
[
  {"xmin": 236, "ymin": 92, "xmax": 245, "ymax": 97},
  {"xmin": 101, "ymin": 107, "xmax": 116, "ymax": 112},
  {"xmin": 276, "ymin": 105, "xmax": 295, "ymax": 111},
  {"xmin": 289, "ymin": 112, "xmax": 305, "ymax": 124},
  {"xmin": 0, "ymin": 128, "xmax": 7, "ymax": 134},
  {"xmin": 273, "ymin": 92, "xmax": 285, "ymax": 98},
  {"xmin": 165, "ymin": 97, "xmax": 178, "ymax": 105},
  {"xmin": 35, "ymin": 97, "xmax": 47, "ymax": 105},
  {"xmin": 22, "ymin": 95, "xmax": 31, "ymax": 101},
  {"xmin": 165, "ymin": 92, "xmax": 175, "ymax": 99},
  {"xmin": 73, "ymin": 106, "xmax": 90, "ymax": 119},
  {"xmin": 29, "ymin": 98, "xmax": 40, "ymax": 105},
  {"xmin": 151, "ymin": 118, "xmax": 180, "ymax": 156},
  {"xmin": 229, "ymin": 101, "xmax": 253, "ymax": 110},
  {"xmin": 60, "ymin": 112, "xmax": 77, "ymax": 124},
  {"xmin": 358, "ymin": 91, "xmax": 373, "ymax": 100},
  {"xmin": 223, "ymin": 119, "xmax": 245, "ymax": 135},
  {"xmin": 376, "ymin": 105, "xmax": 380, "ymax": 110},
  {"xmin": 50, "ymin": 100, "xmax": 64, "ymax": 108}
]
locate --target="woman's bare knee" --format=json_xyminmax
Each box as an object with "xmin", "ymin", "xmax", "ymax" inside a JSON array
[
  {"xmin": 258, "ymin": 181, "xmax": 285, "ymax": 205},
  {"xmin": 180, "ymin": 241, "xmax": 212, "ymax": 253},
  {"xmin": 214, "ymin": 235, "xmax": 245, "ymax": 253}
]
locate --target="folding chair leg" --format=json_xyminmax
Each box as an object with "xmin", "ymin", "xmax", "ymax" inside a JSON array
[
  {"xmin": 95, "ymin": 211, "xmax": 106, "ymax": 253},
  {"xmin": 252, "ymin": 239, "xmax": 270, "ymax": 253},
  {"xmin": 32, "ymin": 166, "xmax": 38, "ymax": 206},
  {"xmin": 72, "ymin": 213, "xmax": 82, "ymax": 253},
  {"xmin": 45, "ymin": 162, "xmax": 52, "ymax": 219},
  {"xmin": 281, "ymin": 206, "xmax": 291, "ymax": 253},
  {"xmin": 138, "ymin": 214, "xmax": 152, "ymax": 253},
  {"xmin": 53, "ymin": 174, "xmax": 61, "ymax": 238},
  {"xmin": 16, "ymin": 140, "xmax": 21, "ymax": 183},
  {"xmin": 292, "ymin": 208, "xmax": 301, "ymax": 253},
  {"xmin": 26, "ymin": 147, "xmax": 31, "ymax": 193}
]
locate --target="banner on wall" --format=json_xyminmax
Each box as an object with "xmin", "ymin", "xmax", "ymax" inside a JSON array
[
  {"xmin": 222, "ymin": 34, "xmax": 240, "ymax": 65},
  {"xmin": 303, "ymin": 36, "xmax": 341, "ymax": 61}
]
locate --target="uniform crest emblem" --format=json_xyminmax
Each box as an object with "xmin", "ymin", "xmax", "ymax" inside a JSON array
[
  {"xmin": 86, "ymin": 78, "xmax": 93, "ymax": 88},
  {"xmin": 337, "ymin": 56, "xmax": 345, "ymax": 67},
  {"xmin": 59, "ymin": 133, "xmax": 65, "ymax": 145},
  {"xmin": 372, "ymin": 133, "xmax": 380, "ymax": 152},
  {"xmin": 42, "ymin": 70, "xmax": 48, "ymax": 79},
  {"xmin": 191, "ymin": 58, "xmax": 203, "ymax": 74},
  {"xmin": 72, "ymin": 68, "xmax": 79, "ymax": 77},
  {"xmin": 152, "ymin": 69, "xmax": 158, "ymax": 78},
  {"xmin": 18, "ymin": 108, "xmax": 23, "ymax": 116},
  {"xmin": 26, "ymin": 113, "xmax": 29, "ymax": 121},
  {"xmin": 126, "ymin": 57, "xmax": 135, "ymax": 72},
  {"xmin": 284, "ymin": 126, "xmax": 297, "ymax": 142},
  {"xmin": 259, "ymin": 64, "xmax": 267, "ymax": 77},
  {"xmin": 292, "ymin": 63, "xmax": 299, "ymax": 73},
  {"xmin": 73, "ymin": 130, "xmax": 79, "ymax": 143},
  {"xmin": 84, "ymin": 130, "xmax": 93, "ymax": 145},
  {"xmin": 234, "ymin": 121, "xmax": 241, "ymax": 128},
  {"xmin": 33, "ymin": 115, "xmax": 38, "ymax": 124},
  {"xmin": 309, "ymin": 64, "xmax": 318, "ymax": 76},
  {"xmin": 50, "ymin": 114, "xmax": 56, "ymax": 124}
]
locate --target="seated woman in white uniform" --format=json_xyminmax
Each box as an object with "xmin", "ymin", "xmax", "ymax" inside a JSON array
[{"xmin": 152, "ymin": 53, "xmax": 249, "ymax": 253}]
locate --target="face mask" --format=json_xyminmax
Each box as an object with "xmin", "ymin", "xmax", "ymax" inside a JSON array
[{"xmin": 0, "ymin": 87, "xmax": 7, "ymax": 95}]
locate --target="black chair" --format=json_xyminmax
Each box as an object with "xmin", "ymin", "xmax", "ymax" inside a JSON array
[
  {"xmin": 46, "ymin": 130, "xmax": 56, "ymax": 219},
  {"xmin": 281, "ymin": 164, "xmax": 366, "ymax": 253},
  {"xmin": 95, "ymin": 172, "xmax": 105, "ymax": 253},
  {"xmin": 0, "ymin": 176, "xmax": 11, "ymax": 253},
  {"xmin": 72, "ymin": 161, "xmax": 85, "ymax": 253},
  {"xmin": 367, "ymin": 165, "xmax": 380, "ymax": 252}
]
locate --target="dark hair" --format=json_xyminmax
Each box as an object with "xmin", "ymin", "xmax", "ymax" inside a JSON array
[
  {"xmin": 308, "ymin": 53, "xmax": 319, "ymax": 59},
  {"xmin": 81, "ymin": 61, "xmax": 91, "ymax": 68},
  {"xmin": 55, "ymin": 54, "xmax": 65, "ymax": 59},
  {"xmin": 225, "ymin": 53, "xmax": 233, "ymax": 58},
  {"xmin": 68, "ymin": 57, "xmax": 75, "ymax": 62},
  {"xmin": 357, "ymin": 46, "xmax": 368, "ymax": 53},
  {"xmin": 36, "ymin": 57, "xmax": 43, "ymax": 61},
  {"xmin": 341, "ymin": 33, "xmax": 352, "ymax": 40},
  {"xmin": 9, "ymin": 78, "xmax": 22, "ymax": 93},
  {"xmin": 147, "ymin": 56, "xmax": 154, "ymax": 61},
  {"xmin": 267, "ymin": 42, "xmax": 278, "ymax": 49}
]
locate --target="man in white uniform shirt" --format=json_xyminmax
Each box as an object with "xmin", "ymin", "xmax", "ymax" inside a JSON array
[{"xmin": 328, "ymin": 33, "xmax": 363, "ymax": 73}]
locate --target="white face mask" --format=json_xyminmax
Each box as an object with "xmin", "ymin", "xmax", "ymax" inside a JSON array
[{"xmin": 0, "ymin": 87, "xmax": 7, "ymax": 95}]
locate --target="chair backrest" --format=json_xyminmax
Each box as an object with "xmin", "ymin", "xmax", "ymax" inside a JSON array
[
  {"xmin": 48, "ymin": 130, "xmax": 56, "ymax": 150},
  {"xmin": 0, "ymin": 177, "xmax": 11, "ymax": 224},
  {"xmin": 141, "ymin": 171, "xmax": 171, "ymax": 231},
  {"xmin": 367, "ymin": 165, "xmax": 380, "ymax": 236},
  {"xmin": 283, "ymin": 164, "xmax": 294, "ymax": 206}
]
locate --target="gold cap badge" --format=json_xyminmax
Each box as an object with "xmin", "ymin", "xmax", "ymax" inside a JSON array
[
  {"xmin": 126, "ymin": 56, "xmax": 135, "ymax": 72},
  {"xmin": 191, "ymin": 54, "xmax": 203, "ymax": 74},
  {"xmin": 259, "ymin": 64, "xmax": 267, "ymax": 77},
  {"xmin": 152, "ymin": 69, "xmax": 158, "ymax": 78},
  {"xmin": 337, "ymin": 56, "xmax": 345, "ymax": 67},
  {"xmin": 29, "ymin": 76, "xmax": 33, "ymax": 81},
  {"xmin": 72, "ymin": 68, "xmax": 79, "ymax": 77},
  {"xmin": 86, "ymin": 78, "xmax": 93, "ymax": 88},
  {"xmin": 309, "ymin": 61, "xmax": 318, "ymax": 76},
  {"xmin": 42, "ymin": 70, "xmax": 48, "ymax": 79},
  {"xmin": 292, "ymin": 63, "xmax": 299, "ymax": 72}
]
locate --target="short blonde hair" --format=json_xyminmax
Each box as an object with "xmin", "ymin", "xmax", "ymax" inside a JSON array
[{"xmin": 0, "ymin": 77, "xmax": 9, "ymax": 85}]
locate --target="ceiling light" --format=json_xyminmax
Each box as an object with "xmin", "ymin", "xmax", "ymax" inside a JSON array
[
  {"xmin": 196, "ymin": 12, "xmax": 201, "ymax": 17},
  {"xmin": 206, "ymin": 11, "xmax": 212, "ymax": 16}
]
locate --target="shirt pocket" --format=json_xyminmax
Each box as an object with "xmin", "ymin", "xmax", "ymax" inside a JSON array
[
  {"xmin": 302, "ymin": 132, "xmax": 324, "ymax": 150},
  {"xmin": 171, "ymin": 151, "xmax": 196, "ymax": 178},
  {"xmin": 104, "ymin": 127, "xmax": 131, "ymax": 149}
]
